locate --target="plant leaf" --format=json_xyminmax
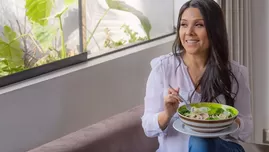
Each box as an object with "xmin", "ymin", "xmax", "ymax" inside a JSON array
[
  {"xmin": 86, "ymin": 8, "xmax": 110, "ymax": 50},
  {"xmin": 106, "ymin": 0, "xmax": 152, "ymax": 39},
  {"xmin": 55, "ymin": 7, "xmax": 69, "ymax": 18},
  {"xmin": 32, "ymin": 23, "xmax": 58, "ymax": 52},
  {"xmin": 25, "ymin": 0, "xmax": 54, "ymax": 26},
  {"xmin": 64, "ymin": 0, "xmax": 77, "ymax": 6},
  {"xmin": 3, "ymin": 26, "xmax": 22, "ymax": 52},
  {"xmin": 34, "ymin": 50, "xmax": 60, "ymax": 66},
  {"xmin": 0, "ymin": 59, "xmax": 8, "ymax": 69},
  {"xmin": 0, "ymin": 26, "xmax": 24, "ymax": 68}
]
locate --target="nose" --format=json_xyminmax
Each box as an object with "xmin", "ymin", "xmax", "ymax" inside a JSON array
[{"xmin": 186, "ymin": 26, "xmax": 194, "ymax": 35}]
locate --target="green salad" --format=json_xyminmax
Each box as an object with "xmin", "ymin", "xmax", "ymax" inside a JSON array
[{"xmin": 178, "ymin": 103, "xmax": 238, "ymax": 120}]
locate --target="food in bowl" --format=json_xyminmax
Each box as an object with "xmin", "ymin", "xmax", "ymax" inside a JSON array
[
  {"xmin": 177, "ymin": 103, "xmax": 239, "ymax": 133},
  {"xmin": 178, "ymin": 102, "xmax": 238, "ymax": 121},
  {"xmin": 180, "ymin": 106, "xmax": 235, "ymax": 120}
]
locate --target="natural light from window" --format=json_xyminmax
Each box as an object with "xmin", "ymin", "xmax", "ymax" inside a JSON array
[
  {"xmin": 0, "ymin": 0, "xmax": 175, "ymax": 87},
  {"xmin": 84, "ymin": 0, "xmax": 174, "ymax": 53}
]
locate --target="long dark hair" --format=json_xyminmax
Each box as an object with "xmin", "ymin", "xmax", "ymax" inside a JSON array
[{"xmin": 172, "ymin": 0, "xmax": 239, "ymax": 106}]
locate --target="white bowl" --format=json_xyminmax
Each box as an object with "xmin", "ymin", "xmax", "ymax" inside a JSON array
[{"xmin": 177, "ymin": 102, "xmax": 238, "ymax": 133}]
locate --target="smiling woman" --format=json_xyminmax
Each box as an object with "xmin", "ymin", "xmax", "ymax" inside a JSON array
[{"xmin": 141, "ymin": 0, "xmax": 253, "ymax": 152}]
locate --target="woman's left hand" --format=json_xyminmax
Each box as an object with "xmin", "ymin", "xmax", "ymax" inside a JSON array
[{"xmin": 235, "ymin": 118, "xmax": 241, "ymax": 128}]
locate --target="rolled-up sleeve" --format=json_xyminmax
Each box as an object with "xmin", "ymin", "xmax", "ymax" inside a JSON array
[
  {"xmin": 230, "ymin": 65, "xmax": 253, "ymax": 142},
  {"xmin": 141, "ymin": 58, "xmax": 168, "ymax": 137}
]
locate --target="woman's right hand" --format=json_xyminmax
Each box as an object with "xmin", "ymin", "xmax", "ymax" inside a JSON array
[
  {"xmin": 158, "ymin": 87, "xmax": 181, "ymax": 130},
  {"xmin": 164, "ymin": 87, "xmax": 181, "ymax": 118}
]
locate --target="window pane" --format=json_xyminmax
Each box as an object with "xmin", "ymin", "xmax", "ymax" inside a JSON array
[
  {"xmin": 0, "ymin": 0, "xmax": 81, "ymax": 78},
  {"xmin": 174, "ymin": 0, "xmax": 189, "ymax": 26},
  {"xmin": 84, "ymin": 0, "xmax": 175, "ymax": 54}
]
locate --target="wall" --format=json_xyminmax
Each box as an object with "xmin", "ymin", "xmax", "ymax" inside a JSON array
[
  {"xmin": 251, "ymin": 0, "xmax": 269, "ymax": 145},
  {"xmin": 0, "ymin": 38, "xmax": 173, "ymax": 152}
]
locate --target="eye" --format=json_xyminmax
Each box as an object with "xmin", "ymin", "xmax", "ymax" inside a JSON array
[
  {"xmin": 195, "ymin": 23, "xmax": 204, "ymax": 27},
  {"xmin": 180, "ymin": 23, "xmax": 187, "ymax": 28}
]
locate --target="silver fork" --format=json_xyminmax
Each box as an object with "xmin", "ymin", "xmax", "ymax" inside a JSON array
[{"xmin": 168, "ymin": 85, "xmax": 192, "ymax": 111}]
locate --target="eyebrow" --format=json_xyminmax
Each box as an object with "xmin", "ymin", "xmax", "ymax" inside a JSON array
[{"xmin": 181, "ymin": 19, "xmax": 204, "ymax": 21}]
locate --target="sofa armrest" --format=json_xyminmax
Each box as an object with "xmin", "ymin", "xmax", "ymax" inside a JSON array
[{"xmin": 28, "ymin": 105, "xmax": 158, "ymax": 152}]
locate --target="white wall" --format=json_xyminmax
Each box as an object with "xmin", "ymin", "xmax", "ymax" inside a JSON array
[
  {"xmin": 251, "ymin": 0, "xmax": 269, "ymax": 145},
  {"xmin": 0, "ymin": 38, "xmax": 173, "ymax": 152}
]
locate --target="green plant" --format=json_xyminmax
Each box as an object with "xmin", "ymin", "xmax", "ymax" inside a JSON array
[
  {"xmin": 55, "ymin": 7, "xmax": 69, "ymax": 59},
  {"xmin": 0, "ymin": 0, "xmax": 77, "ymax": 77},
  {"xmin": 85, "ymin": 8, "xmax": 110, "ymax": 51},
  {"xmin": 26, "ymin": 0, "xmax": 77, "ymax": 59},
  {"xmin": 25, "ymin": 0, "xmax": 54, "ymax": 26},
  {"xmin": 103, "ymin": 28, "xmax": 126, "ymax": 49},
  {"xmin": 0, "ymin": 0, "xmax": 152, "ymax": 77},
  {"xmin": 86, "ymin": 0, "xmax": 152, "ymax": 51},
  {"xmin": 0, "ymin": 26, "xmax": 26, "ymax": 76},
  {"xmin": 106, "ymin": 0, "xmax": 151, "ymax": 39},
  {"xmin": 34, "ymin": 49, "xmax": 60, "ymax": 66},
  {"xmin": 0, "ymin": 58, "xmax": 25, "ymax": 77},
  {"xmin": 103, "ymin": 24, "xmax": 148, "ymax": 49},
  {"xmin": 121, "ymin": 24, "xmax": 148, "ymax": 43}
]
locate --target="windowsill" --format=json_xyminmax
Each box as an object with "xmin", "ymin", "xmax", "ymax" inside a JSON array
[{"xmin": 0, "ymin": 34, "xmax": 175, "ymax": 95}]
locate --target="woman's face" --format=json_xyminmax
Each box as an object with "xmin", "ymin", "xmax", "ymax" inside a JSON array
[{"xmin": 179, "ymin": 8, "xmax": 209, "ymax": 55}]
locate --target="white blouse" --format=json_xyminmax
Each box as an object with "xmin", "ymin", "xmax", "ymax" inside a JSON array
[{"xmin": 141, "ymin": 53, "xmax": 253, "ymax": 152}]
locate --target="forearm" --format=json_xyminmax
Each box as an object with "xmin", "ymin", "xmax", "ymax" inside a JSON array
[
  {"xmin": 158, "ymin": 111, "xmax": 172, "ymax": 130},
  {"xmin": 142, "ymin": 112, "xmax": 169, "ymax": 137}
]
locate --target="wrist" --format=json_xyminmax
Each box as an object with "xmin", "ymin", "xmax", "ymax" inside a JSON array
[
  {"xmin": 161, "ymin": 111, "xmax": 172, "ymax": 121},
  {"xmin": 164, "ymin": 111, "xmax": 174, "ymax": 119}
]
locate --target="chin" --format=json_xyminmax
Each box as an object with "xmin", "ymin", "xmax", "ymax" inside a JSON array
[{"xmin": 184, "ymin": 49, "xmax": 200, "ymax": 55}]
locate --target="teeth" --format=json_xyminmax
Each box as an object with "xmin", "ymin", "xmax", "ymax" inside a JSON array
[{"xmin": 186, "ymin": 40, "xmax": 199, "ymax": 44}]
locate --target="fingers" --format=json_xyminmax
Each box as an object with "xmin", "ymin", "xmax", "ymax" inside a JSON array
[
  {"xmin": 168, "ymin": 87, "xmax": 180, "ymax": 95},
  {"xmin": 164, "ymin": 94, "xmax": 180, "ymax": 104}
]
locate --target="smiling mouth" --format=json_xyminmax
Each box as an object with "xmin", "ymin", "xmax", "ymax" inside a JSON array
[{"xmin": 186, "ymin": 40, "xmax": 199, "ymax": 44}]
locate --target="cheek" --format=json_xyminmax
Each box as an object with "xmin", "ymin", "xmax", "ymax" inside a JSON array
[
  {"xmin": 200, "ymin": 33, "xmax": 209, "ymax": 45},
  {"xmin": 179, "ymin": 31, "xmax": 184, "ymax": 43},
  {"xmin": 204, "ymin": 36, "xmax": 210, "ymax": 47},
  {"xmin": 203, "ymin": 39, "xmax": 210, "ymax": 50}
]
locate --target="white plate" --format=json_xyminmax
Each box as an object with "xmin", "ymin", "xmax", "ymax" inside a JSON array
[{"xmin": 173, "ymin": 119, "xmax": 239, "ymax": 138}]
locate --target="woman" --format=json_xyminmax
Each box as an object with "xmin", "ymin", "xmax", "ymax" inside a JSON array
[{"xmin": 141, "ymin": 0, "xmax": 253, "ymax": 152}]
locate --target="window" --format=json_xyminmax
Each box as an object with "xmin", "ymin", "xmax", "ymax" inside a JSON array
[
  {"xmin": 174, "ymin": 0, "xmax": 189, "ymax": 26},
  {"xmin": 0, "ymin": 0, "xmax": 86, "ymax": 87},
  {"xmin": 84, "ymin": 0, "xmax": 175, "ymax": 55},
  {"xmin": 0, "ymin": 0, "xmax": 175, "ymax": 87}
]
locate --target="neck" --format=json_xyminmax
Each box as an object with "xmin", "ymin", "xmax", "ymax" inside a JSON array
[{"xmin": 181, "ymin": 52, "xmax": 208, "ymax": 70}]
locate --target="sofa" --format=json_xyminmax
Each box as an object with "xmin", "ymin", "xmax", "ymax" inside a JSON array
[{"xmin": 28, "ymin": 105, "xmax": 158, "ymax": 152}]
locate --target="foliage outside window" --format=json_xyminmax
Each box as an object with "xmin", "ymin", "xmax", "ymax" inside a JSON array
[
  {"xmin": 84, "ymin": 0, "xmax": 174, "ymax": 53},
  {"xmin": 0, "ymin": 0, "xmax": 174, "ymax": 80},
  {"xmin": 0, "ymin": 0, "xmax": 81, "ymax": 77}
]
